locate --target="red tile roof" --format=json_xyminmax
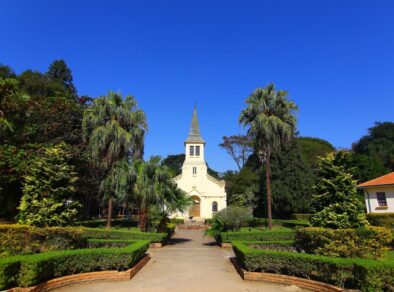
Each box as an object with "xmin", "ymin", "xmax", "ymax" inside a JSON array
[{"xmin": 358, "ymin": 172, "xmax": 394, "ymax": 188}]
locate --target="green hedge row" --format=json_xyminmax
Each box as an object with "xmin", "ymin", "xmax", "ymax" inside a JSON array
[
  {"xmin": 232, "ymin": 241, "xmax": 394, "ymax": 291},
  {"xmin": 295, "ymin": 226, "xmax": 392, "ymax": 259},
  {"xmin": 84, "ymin": 228, "xmax": 168, "ymax": 243},
  {"xmin": 0, "ymin": 225, "xmax": 87, "ymax": 257},
  {"xmin": 0, "ymin": 240, "xmax": 149, "ymax": 290},
  {"xmin": 246, "ymin": 240, "xmax": 296, "ymax": 252},
  {"xmin": 87, "ymin": 239, "xmax": 138, "ymax": 248},
  {"xmin": 366, "ymin": 213, "xmax": 394, "ymax": 230},
  {"xmin": 220, "ymin": 230, "xmax": 294, "ymax": 243},
  {"xmin": 75, "ymin": 219, "xmax": 138, "ymax": 228}
]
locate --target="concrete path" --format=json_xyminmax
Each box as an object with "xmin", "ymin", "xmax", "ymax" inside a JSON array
[{"xmin": 56, "ymin": 229, "xmax": 305, "ymax": 292}]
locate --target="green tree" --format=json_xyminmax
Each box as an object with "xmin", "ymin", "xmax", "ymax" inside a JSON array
[
  {"xmin": 83, "ymin": 91, "xmax": 147, "ymax": 228},
  {"xmin": 46, "ymin": 60, "xmax": 77, "ymax": 98},
  {"xmin": 297, "ymin": 137, "xmax": 335, "ymax": 168},
  {"xmin": 17, "ymin": 143, "xmax": 80, "ymax": 227},
  {"xmin": 240, "ymin": 83, "xmax": 297, "ymax": 229},
  {"xmin": 352, "ymin": 122, "xmax": 394, "ymax": 172},
  {"xmin": 264, "ymin": 138, "xmax": 316, "ymax": 218},
  {"xmin": 309, "ymin": 152, "xmax": 368, "ymax": 229}
]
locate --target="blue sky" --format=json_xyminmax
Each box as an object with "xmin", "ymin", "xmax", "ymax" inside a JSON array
[{"xmin": 1, "ymin": 0, "xmax": 393, "ymax": 172}]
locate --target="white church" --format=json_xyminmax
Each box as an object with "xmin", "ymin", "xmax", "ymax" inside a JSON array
[{"xmin": 172, "ymin": 107, "xmax": 227, "ymax": 219}]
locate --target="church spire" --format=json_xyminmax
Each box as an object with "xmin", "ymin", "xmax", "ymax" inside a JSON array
[{"xmin": 185, "ymin": 106, "xmax": 205, "ymax": 143}]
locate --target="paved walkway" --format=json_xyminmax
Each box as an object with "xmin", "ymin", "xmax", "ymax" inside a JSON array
[{"xmin": 56, "ymin": 229, "xmax": 305, "ymax": 292}]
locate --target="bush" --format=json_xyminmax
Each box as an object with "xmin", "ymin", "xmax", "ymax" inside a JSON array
[
  {"xmin": 220, "ymin": 230, "xmax": 294, "ymax": 243},
  {"xmin": 274, "ymin": 219, "xmax": 310, "ymax": 228},
  {"xmin": 87, "ymin": 239, "xmax": 138, "ymax": 248},
  {"xmin": 292, "ymin": 214, "xmax": 311, "ymax": 221},
  {"xmin": 295, "ymin": 226, "xmax": 392, "ymax": 259},
  {"xmin": 75, "ymin": 219, "xmax": 138, "ymax": 228},
  {"xmin": 0, "ymin": 240, "xmax": 149, "ymax": 290},
  {"xmin": 366, "ymin": 213, "xmax": 394, "ymax": 229},
  {"xmin": 0, "ymin": 225, "xmax": 87, "ymax": 257},
  {"xmin": 83, "ymin": 228, "xmax": 167, "ymax": 243},
  {"xmin": 169, "ymin": 219, "xmax": 184, "ymax": 225},
  {"xmin": 232, "ymin": 241, "xmax": 394, "ymax": 290},
  {"xmin": 247, "ymin": 240, "xmax": 296, "ymax": 252}
]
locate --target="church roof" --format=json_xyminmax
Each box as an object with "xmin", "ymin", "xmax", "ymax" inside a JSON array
[{"xmin": 185, "ymin": 106, "xmax": 205, "ymax": 143}]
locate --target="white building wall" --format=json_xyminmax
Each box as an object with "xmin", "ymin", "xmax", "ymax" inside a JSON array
[{"xmin": 364, "ymin": 186, "xmax": 394, "ymax": 213}]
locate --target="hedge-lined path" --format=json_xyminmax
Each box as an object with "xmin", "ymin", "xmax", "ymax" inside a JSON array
[{"xmin": 55, "ymin": 229, "xmax": 305, "ymax": 292}]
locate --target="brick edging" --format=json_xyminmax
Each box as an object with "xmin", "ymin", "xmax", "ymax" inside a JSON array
[
  {"xmin": 8, "ymin": 254, "xmax": 151, "ymax": 292},
  {"xmin": 230, "ymin": 257, "xmax": 353, "ymax": 292}
]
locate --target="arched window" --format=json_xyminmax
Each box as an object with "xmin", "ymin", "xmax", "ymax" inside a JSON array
[{"xmin": 212, "ymin": 201, "xmax": 218, "ymax": 213}]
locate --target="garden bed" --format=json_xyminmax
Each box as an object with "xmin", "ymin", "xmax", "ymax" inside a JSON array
[
  {"xmin": 0, "ymin": 240, "xmax": 149, "ymax": 290},
  {"xmin": 232, "ymin": 241, "xmax": 394, "ymax": 291}
]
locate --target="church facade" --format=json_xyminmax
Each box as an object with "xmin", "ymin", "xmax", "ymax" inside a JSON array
[{"xmin": 173, "ymin": 107, "xmax": 227, "ymax": 219}]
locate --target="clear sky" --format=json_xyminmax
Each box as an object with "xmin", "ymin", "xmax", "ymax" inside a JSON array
[{"xmin": 1, "ymin": 0, "xmax": 393, "ymax": 172}]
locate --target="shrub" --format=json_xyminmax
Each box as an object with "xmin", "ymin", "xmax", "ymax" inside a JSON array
[
  {"xmin": 0, "ymin": 225, "xmax": 87, "ymax": 257},
  {"xmin": 18, "ymin": 143, "xmax": 81, "ymax": 227},
  {"xmin": 0, "ymin": 240, "xmax": 149, "ymax": 290},
  {"xmin": 366, "ymin": 213, "xmax": 394, "ymax": 229},
  {"xmin": 292, "ymin": 214, "xmax": 311, "ymax": 220},
  {"xmin": 220, "ymin": 230, "xmax": 294, "ymax": 243},
  {"xmin": 75, "ymin": 218, "xmax": 138, "ymax": 228},
  {"xmin": 169, "ymin": 218, "xmax": 184, "ymax": 225},
  {"xmin": 83, "ymin": 228, "xmax": 167, "ymax": 243},
  {"xmin": 87, "ymin": 239, "xmax": 138, "ymax": 248},
  {"xmin": 247, "ymin": 240, "xmax": 296, "ymax": 252},
  {"xmin": 295, "ymin": 226, "xmax": 392, "ymax": 259},
  {"xmin": 232, "ymin": 241, "xmax": 394, "ymax": 290}
]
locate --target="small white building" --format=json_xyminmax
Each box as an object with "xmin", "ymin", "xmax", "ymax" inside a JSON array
[
  {"xmin": 358, "ymin": 172, "xmax": 394, "ymax": 213},
  {"xmin": 172, "ymin": 107, "xmax": 227, "ymax": 219}
]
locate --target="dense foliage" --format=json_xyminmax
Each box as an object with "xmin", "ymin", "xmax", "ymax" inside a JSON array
[
  {"xmin": 309, "ymin": 153, "xmax": 368, "ymax": 228},
  {"xmin": 295, "ymin": 226, "xmax": 392, "ymax": 259},
  {"xmin": 219, "ymin": 229, "xmax": 294, "ymax": 243},
  {"xmin": 366, "ymin": 213, "xmax": 394, "ymax": 230},
  {"xmin": 18, "ymin": 143, "xmax": 80, "ymax": 227},
  {"xmin": 0, "ymin": 225, "xmax": 86, "ymax": 258}
]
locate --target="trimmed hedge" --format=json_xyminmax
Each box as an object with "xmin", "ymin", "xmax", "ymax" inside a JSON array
[
  {"xmin": 366, "ymin": 213, "xmax": 394, "ymax": 229},
  {"xmin": 87, "ymin": 239, "xmax": 138, "ymax": 248},
  {"xmin": 274, "ymin": 219, "xmax": 310, "ymax": 228},
  {"xmin": 220, "ymin": 230, "xmax": 294, "ymax": 243},
  {"xmin": 169, "ymin": 219, "xmax": 184, "ymax": 225},
  {"xmin": 246, "ymin": 240, "xmax": 296, "ymax": 252},
  {"xmin": 0, "ymin": 240, "xmax": 149, "ymax": 290},
  {"xmin": 83, "ymin": 228, "xmax": 168, "ymax": 243},
  {"xmin": 295, "ymin": 226, "xmax": 392, "ymax": 259},
  {"xmin": 74, "ymin": 219, "xmax": 138, "ymax": 228},
  {"xmin": 0, "ymin": 225, "xmax": 87, "ymax": 257},
  {"xmin": 232, "ymin": 241, "xmax": 394, "ymax": 291}
]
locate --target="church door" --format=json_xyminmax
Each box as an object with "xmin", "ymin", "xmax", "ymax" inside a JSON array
[{"xmin": 189, "ymin": 195, "xmax": 200, "ymax": 217}]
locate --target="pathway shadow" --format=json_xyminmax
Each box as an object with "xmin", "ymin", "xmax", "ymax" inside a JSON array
[
  {"xmin": 167, "ymin": 238, "xmax": 192, "ymax": 245},
  {"xmin": 202, "ymin": 241, "xmax": 217, "ymax": 246}
]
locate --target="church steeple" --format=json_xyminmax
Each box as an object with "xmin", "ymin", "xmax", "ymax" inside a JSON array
[{"xmin": 185, "ymin": 106, "xmax": 205, "ymax": 144}]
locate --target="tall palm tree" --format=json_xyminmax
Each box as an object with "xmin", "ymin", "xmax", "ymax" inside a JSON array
[
  {"xmin": 83, "ymin": 91, "xmax": 147, "ymax": 228},
  {"xmin": 239, "ymin": 83, "xmax": 297, "ymax": 229}
]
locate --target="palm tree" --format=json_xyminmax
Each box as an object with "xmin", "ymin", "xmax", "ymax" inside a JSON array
[
  {"xmin": 239, "ymin": 83, "xmax": 297, "ymax": 229},
  {"xmin": 133, "ymin": 156, "xmax": 191, "ymax": 232},
  {"xmin": 83, "ymin": 91, "xmax": 147, "ymax": 228}
]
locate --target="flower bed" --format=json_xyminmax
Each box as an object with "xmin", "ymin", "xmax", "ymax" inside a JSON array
[
  {"xmin": 0, "ymin": 240, "xmax": 149, "ymax": 290},
  {"xmin": 232, "ymin": 241, "xmax": 394, "ymax": 291}
]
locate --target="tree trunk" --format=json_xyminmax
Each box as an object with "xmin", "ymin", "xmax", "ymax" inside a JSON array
[
  {"xmin": 139, "ymin": 208, "xmax": 147, "ymax": 232},
  {"xmin": 265, "ymin": 157, "xmax": 273, "ymax": 230},
  {"xmin": 106, "ymin": 196, "xmax": 113, "ymax": 229}
]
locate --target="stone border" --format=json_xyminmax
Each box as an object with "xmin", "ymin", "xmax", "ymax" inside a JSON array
[
  {"xmin": 150, "ymin": 242, "xmax": 163, "ymax": 248},
  {"xmin": 220, "ymin": 242, "xmax": 232, "ymax": 248},
  {"xmin": 8, "ymin": 254, "xmax": 151, "ymax": 292},
  {"xmin": 230, "ymin": 257, "xmax": 351, "ymax": 292}
]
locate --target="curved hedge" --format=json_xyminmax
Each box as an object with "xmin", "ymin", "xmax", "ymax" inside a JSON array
[
  {"xmin": 232, "ymin": 241, "xmax": 394, "ymax": 291},
  {"xmin": 220, "ymin": 230, "xmax": 294, "ymax": 243},
  {"xmin": 0, "ymin": 240, "xmax": 149, "ymax": 290}
]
